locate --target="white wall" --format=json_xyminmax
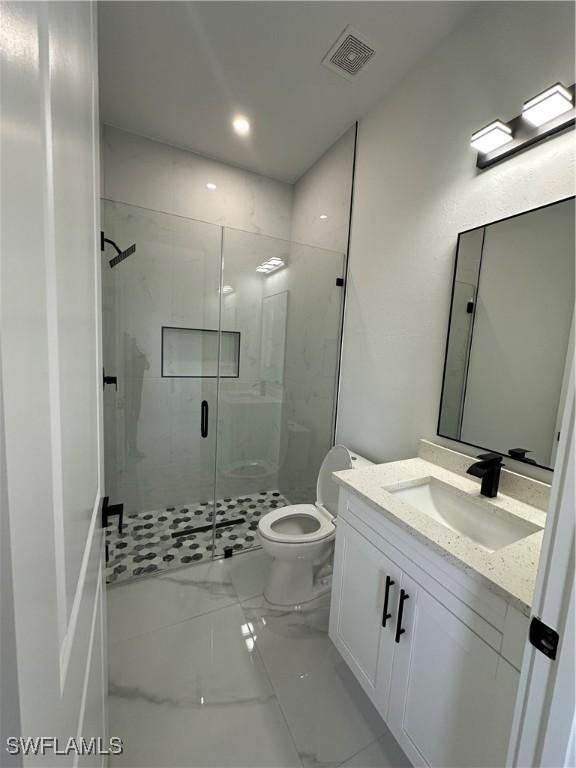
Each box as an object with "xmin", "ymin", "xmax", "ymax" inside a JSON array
[
  {"xmin": 103, "ymin": 124, "xmax": 293, "ymax": 238},
  {"xmin": 336, "ymin": 1, "xmax": 576, "ymax": 470}
]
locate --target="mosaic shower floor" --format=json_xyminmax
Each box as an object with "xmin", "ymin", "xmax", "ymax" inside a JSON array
[{"xmin": 105, "ymin": 490, "xmax": 291, "ymax": 585}]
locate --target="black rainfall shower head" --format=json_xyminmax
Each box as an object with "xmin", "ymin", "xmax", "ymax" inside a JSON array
[
  {"xmin": 100, "ymin": 231, "xmax": 137, "ymax": 268},
  {"xmin": 108, "ymin": 243, "xmax": 136, "ymax": 268}
]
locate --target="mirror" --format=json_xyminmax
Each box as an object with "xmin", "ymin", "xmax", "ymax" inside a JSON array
[{"xmin": 438, "ymin": 197, "xmax": 574, "ymax": 470}]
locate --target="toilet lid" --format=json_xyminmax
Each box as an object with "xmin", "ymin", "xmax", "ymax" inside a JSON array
[
  {"xmin": 258, "ymin": 504, "xmax": 336, "ymax": 544},
  {"xmin": 316, "ymin": 445, "xmax": 353, "ymax": 518}
]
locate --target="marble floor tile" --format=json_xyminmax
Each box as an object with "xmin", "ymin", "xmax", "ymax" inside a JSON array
[
  {"xmin": 226, "ymin": 549, "xmax": 272, "ymax": 601},
  {"xmin": 105, "ymin": 532, "xmax": 407, "ymax": 768},
  {"xmin": 270, "ymin": 660, "xmax": 386, "ymax": 768},
  {"xmin": 107, "ymin": 560, "xmax": 237, "ymax": 644},
  {"xmin": 338, "ymin": 732, "xmax": 411, "ymax": 768},
  {"xmin": 109, "ymin": 603, "xmax": 301, "ymax": 767},
  {"xmin": 240, "ymin": 593, "xmax": 341, "ymax": 684}
]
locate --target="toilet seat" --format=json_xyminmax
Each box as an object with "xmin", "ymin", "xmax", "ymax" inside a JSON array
[{"xmin": 258, "ymin": 504, "xmax": 335, "ymax": 544}]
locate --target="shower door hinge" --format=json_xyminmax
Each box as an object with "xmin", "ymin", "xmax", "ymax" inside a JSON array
[
  {"xmin": 102, "ymin": 496, "xmax": 124, "ymax": 534},
  {"xmin": 103, "ymin": 368, "xmax": 118, "ymax": 390},
  {"xmin": 336, "ymin": 277, "xmax": 345, "ymax": 287}
]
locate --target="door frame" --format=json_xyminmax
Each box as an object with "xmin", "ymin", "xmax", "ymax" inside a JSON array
[{"xmin": 507, "ymin": 362, "xmax": 575, "ymax": 767}]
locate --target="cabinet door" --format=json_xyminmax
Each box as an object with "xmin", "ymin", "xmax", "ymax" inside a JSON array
[
  {"xmin": 329, "ymin": 518, "xmax": 401, "ymax": 714},
  {"xmin": 388, "ymin": 574, "xmax": 520, "ymax": 768}
]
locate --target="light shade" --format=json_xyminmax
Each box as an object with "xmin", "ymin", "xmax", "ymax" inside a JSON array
[
  {"xmin": 522, "ymin": 83, "xmax": 573, "ymax": 127},
  {"xmin": 233, "ymin": 115, "xmax": 250, "ymax": 136},
  {"xmin": 470, "ymin": 120, "xmax": 513, "ymax": 154}
]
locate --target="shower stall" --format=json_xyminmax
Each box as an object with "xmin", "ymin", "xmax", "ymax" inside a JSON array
[{"xmin": 101, "ymin": 199, "xmax": 346, "ymax": 583}]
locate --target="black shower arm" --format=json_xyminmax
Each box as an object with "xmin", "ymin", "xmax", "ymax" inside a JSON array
[{"xmin": 100, "ymin": 231, "xmax": 122, "ymax": 256}]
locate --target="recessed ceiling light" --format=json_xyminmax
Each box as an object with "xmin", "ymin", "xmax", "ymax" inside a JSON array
[
  {"xmin": 319, "ymin": 214, "xmax": 328, "ymax": 220},
  {"xmin": 206, "ymin": 182, "xmax": 217, "ymax": 191},
  {"xmin": 233, "ymin": 115, "xmax": 250, "ymax": 136},
  {"xmin": 470, "ymin": 120, "xmax": 513, "ymax": 154},
  {"xmin": 522, "ymin": 83, "xmax": 573, "ymax": 127}
]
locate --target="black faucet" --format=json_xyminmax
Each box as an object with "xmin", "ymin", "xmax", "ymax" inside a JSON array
[
  {"xmin": 466, "ymin": 452, "xmax": 504, "ymax": 498},
  {"xmin": 508, "ymin": 448, "xmax": 537, "ymax": 465}
]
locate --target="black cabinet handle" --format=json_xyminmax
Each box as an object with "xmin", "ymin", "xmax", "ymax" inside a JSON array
[
  {"xmin": 382, "ymin": 575, "xmax": 395, "ymax": 627},
  {"xmin": 201, "ymin": 400, "xmax": 209, "ymax": 438},
  {"xmin": 395, "ymin": 589, "xmax": 409, "ymax": 643}
]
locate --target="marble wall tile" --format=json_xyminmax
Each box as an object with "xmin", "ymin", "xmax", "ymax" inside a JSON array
[
  {"xmin": 290, "ymin": 126, "xmax": 356, "ymax": 253},
  {"xmin": 103, "ymin": 126, "xmax": 177, "ymax": 214},
  {"xmin": 271, "ymin": 242, "xmax": 345, "ymax": 502},
  {"xmin": 103, "ymin": 125, "xmax": 294, "ymax": 240}
]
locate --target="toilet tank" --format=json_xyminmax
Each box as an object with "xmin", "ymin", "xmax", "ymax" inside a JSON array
[{"xmin": 316, "ymin": 446, "xmax": 373, "ymax": 517}]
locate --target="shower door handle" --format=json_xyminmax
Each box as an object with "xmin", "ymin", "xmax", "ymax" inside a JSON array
[{"xmin": 201, "ymin": 400, "xmax": 209, "ymax": 438}]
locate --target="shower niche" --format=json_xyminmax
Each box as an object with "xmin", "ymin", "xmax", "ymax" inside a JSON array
[
  {"xmin": 101, "ymin": 199, "xmax": 345, "ymax": 583},
  {"xmin": 161, "ymin": 327, "xmax": 240, "ymax": 378}
]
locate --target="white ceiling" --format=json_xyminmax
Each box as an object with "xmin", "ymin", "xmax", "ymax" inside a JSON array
[{"xmin": 98, "ymin": 1, "xmax": 473, "ymax": 182}]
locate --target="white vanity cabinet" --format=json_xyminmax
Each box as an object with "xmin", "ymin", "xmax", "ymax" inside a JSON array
[
  {"xmin": 329, "ymin": 490, "xmax": 527, "ymax": 768},
  {"xmin": 329, "ymin": 518, "xmax": 401, "ymax": 710}
]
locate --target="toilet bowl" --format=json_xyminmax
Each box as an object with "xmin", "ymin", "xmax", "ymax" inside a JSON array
[{"xmin": 258, "ymin": 445, "xmax": 371, "ymax": 605}]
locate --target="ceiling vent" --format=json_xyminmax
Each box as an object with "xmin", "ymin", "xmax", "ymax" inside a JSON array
[{"xmin": 322, "ymin": 26, "xmax": 376, "ymax": 81}]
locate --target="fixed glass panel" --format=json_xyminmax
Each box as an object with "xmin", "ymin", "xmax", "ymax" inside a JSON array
[
  {"xmin": 214, "ymin": 228, "xmax": 345, "ymax": 557},
  {"xmin": 438, "ymin": 197, "xmax": 575, "ymax": 469},
  {"xmin": 101, "ymin": 200, "xmax": 222, "ymax": 582}
]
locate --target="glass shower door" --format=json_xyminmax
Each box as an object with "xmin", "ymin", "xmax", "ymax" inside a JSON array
[
  {"xmin": 213, "ymin": 228, "xmax": 345, "ymax": 559},
  {"xmin": 101, "ymin": 200, "xmax": 223, "ymax": 583}
]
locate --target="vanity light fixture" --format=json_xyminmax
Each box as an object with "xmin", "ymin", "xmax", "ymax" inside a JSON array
[
  {"xmin": 233, "ymin": 115, "xmax": 250, "ymax": 136},
  {"xmin": 470, "ymin": 120, "xmax": 513, "ymax": 154},
  {"xmin": 522, "ymin": 83, "xmax": 573, "ymax": 127},
  {"xmin": 472, "ymin": 82, "xmax": 575, "ymax": 169},
  {"xmin": 256, "ymin": 256, "xmax": 285, "ymax": 274},
  {"xmin": 206, "ymin": 182, "xmax": 217, "ymax": 191}
]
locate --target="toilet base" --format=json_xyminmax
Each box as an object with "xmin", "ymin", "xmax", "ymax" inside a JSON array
[{"xmin": 263, "ymin": 552, "xmax": 332, "ymax": 606}]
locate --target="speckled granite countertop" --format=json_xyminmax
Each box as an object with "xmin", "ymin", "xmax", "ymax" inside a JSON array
[{"xmin": 334, "ymin": 457, "xmax": 547, "ymax": 616}]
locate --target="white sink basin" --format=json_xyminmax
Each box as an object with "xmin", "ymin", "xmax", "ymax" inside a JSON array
[{"xmin": 385, "ymin": 477, "xmax": 542, "ymax": 552}]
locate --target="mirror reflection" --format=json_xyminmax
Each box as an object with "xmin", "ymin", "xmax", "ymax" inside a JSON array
[{"xmin": 438, "ymin": 197, "xmax": 575, "ymax": 470}]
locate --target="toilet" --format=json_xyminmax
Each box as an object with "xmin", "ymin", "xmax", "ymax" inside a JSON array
[{"xmin": 258, "ymin": 445, "xmax": 371, "ymax": 605}]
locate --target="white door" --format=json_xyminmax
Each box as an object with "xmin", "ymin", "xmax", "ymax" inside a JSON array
[
  {"xmin": 388, "ymin": 573, "xmax": 519, "ymax": 768},
  {"xmin": 507, "ymin": 369, "xmax": 575, "ymax": 768},
  {"xmin": 0, "ymin": 2, "xmax": 107, "ymax": 765},
  {"xmin": 329, "ymin": 518, "xmax": 401, "ymax": 715}
]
